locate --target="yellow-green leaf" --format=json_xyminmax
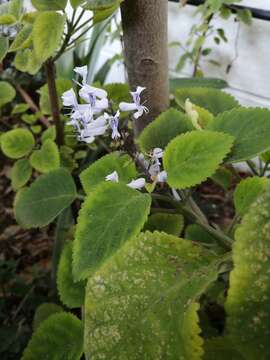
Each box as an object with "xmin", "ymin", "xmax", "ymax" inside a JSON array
[{"xmin": 1, "ymin": 128, "xmax": 34, "ymax": 159}]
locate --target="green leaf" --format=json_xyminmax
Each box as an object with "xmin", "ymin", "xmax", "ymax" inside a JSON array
[
  {"xmin": 84, "ymin": 0, "xmax": 122, "ymax": 10},
  {"xmin": 225, "ymin": 188, "xmax": 270, "ymax": 359},
  {"xmin": 41, "ymin": 126, "xmax": 56, "ymax": 143},
  {"xmin": 237, "ymin": 9, "xmax": 252, "ymax": 25},
  {"xmin": 31, "ymin": 0, "xmax": 68, "ymax": 11},
  {"xmin": 39, "ymin": 78, "xmax": 72, "ymax": 114},
  {"xmin": 0, "ymin": 14, "xmax": 16, "ymax": 25},
  {"xmin": 0, "ymin": 81, "xmax": 16, "ymax": 107},
  {"xmin": 9, "ymin": 24, "xmax": 32, "ymax": 52},
  {"xmin": 234, "ymin": 176, "xmax": 269, "ymax": 217},
  {"xmin": 9, "ymin": 0, "xmax": 22, "ymax": 19},
  {"xmin": 1, "ymin": 128, "xmax": 35, "ymax": 159},
  {"xmin": 163, "ymin": 130, "xmax": 234, "ymax": 189},
  {"xmin": 57, "ymin": 242, "xmax": 86, "ymax": 308},
  {"xmin": 85, "ymin": 231, "xmax": 220, "ymax": 359},
  {"xmin": 33, "ymin": 303, "xmax": 63, "ymax": 331},
  {"xmin": 170, "ymin": 78, "xmax": 228, "ymax": 92},
  {"xmin": 185, "ymin": 224, "xmax": 218, "ymax": 246},
  {"xmin": 22, "ymin": 312, "xmax": 83, "ymax": 360},
  {"xmin": 15, "ymin": 168, "xmax": 77, "ymax": 228},
  {"xmin": 0, "ymin": 37, "xmax": 8, "ymax": 62},
  {"xmin": 144, "ymin": 213, "xmax": 184, "ymax": 235},
  {"xmin": 30, "ymin": 139, "xmax": 60, "ymax": 173},
  {"xmin": 70, "ymin": 0, "xmax": 85, "ymax": 8},
  {"xmin": 211, "ymin": 167, "xmax": 232, "ymax": 190},
  {"xmin": 93, "ymin": 3, "xmax": 119, "ymax": 23},
  {"xmin": 13, "ymin": 49, "xmax": 31, "ymax": 72},
  {"xmin": 103, "ymin": 83, "xmax": 130, "ymax": 104},
  {"xmin": 175, "ymin": 88, "xmax": 239, "ymax": 116},
  {"xmin": 80, "ymin": 152, "xmax": 137, "ymax": 194},
  {"xmin": 33, "ymin": 11, "xmax": 65, "ymax": 63},
  {"xmin": 73, "ymin": 182, "xmax": 151, "ymax": 281},
  {"xmin": 203, "ymin": 337, "xmax": 244, "ymax": 360},
  {"xmin": 11, "ymin": 158, "xmax": 32, "ymax": 190},
  {"xmin": 207, "ymin": 107, "xmax": 270, "ymax": 162},
  {"xmin": 138, "ymin": 108, "xmax": 193, "ymax": 153},
  {"xmin": 11, "ymin": 103, "xmax": 30, "ymax": 114}
]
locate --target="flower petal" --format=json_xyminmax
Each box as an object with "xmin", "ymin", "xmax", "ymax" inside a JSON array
[
  {"xmin": 119, "ymin": 102, "xmax": 137, "ymax": 112},
  {"xmin": 74, "ymin": 66, "xmax": 88, "ymax": 84},
  {"xmin": 127, "ymin": 178, "xmax": 145, "ymax": 190}
]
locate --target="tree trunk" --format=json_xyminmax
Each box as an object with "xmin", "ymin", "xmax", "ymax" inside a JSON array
[{"xmin": 120, "ymin": 0, "xmax": 169, "ymax": 136}]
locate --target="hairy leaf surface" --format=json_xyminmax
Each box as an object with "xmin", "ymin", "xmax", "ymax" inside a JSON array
[
  {"xmin": 73, "ymin": 182, "xmax": 151, "ymax": 281},
  {"xmin": 30, "ymin": 139, "xmax": 60, "ymax": 173},
  {"xmin": 1, "ymin": 128, "xmax": 34, "ymax": 159},
  {"xmin": 85, "ymin": 231, "xmax": 220, "ymax": 360},
  {"xmin": 225, "ymin": 189, "xmax": 270, "ymax": 359},
  {"xmin": 33, "ymin": 303, "xmax": 63, "ymax": 331},
  {"xmin": 80, "ymin": 152, "xmax": 137, "ymax": 194},
  {"xmin": 138, "ymin": 108, "xmax": 192, "ymax": 152},
  {"xmin": 15, "ymin": 168, "xmax": 76, "ymax": 228},
  {"xmin": 22, "ymin": 312, "xmax": 83, "ymax": 360},
  {"xmin": 207, "ymin": 107, "xmax": 270, "ymax": 162},
  {"xmin": 163, "ymin": 131, "xmax": 234, "ymax": 189}
]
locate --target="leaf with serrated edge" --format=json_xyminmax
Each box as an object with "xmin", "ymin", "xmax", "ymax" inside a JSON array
[
  {"xmin": 225, "ymin": 189, "xmax": 270, "ymax": 359},
  {"xmin": 144, "ymin": 213, "xmax": 184, "ymax": 235},
  {"xmin": 163, "ymin": 130, "xmax": 234, "ymax": 189},
  {"xmin": 22, "ymin": 312, "xmax": 83, "ymax": 360},
  {"xmin": 73, "ymin": 182, "xmax": 151, "ymax": 281},
  {"xmin": 33, "ymin": 303, "xmax": 63, "ymax": 331},
  {"xmin": 80, "ymin": 152, "xmax": 137, "ymax": 194},
  {"xmin": 57, "ymin": 242, "xmax": 86, "ymax": 308},
  {"xmin": 138, "ymin": 108, "xmax": 193, "ymax": 152},
  {"xmin": 1, "ymin": 128, "xmax": 34, "ymax": 159},
  {"xmin": 33, "ymin": 11, "xmax": 65, "ymax": 62},
  {"xmin": 175, "ymin": 87, "xmax": 239, "ymax": 116},
  {"xmin": 207, "ymin": 107, "xmax": 270, "ymax": 162},
  {"xmin": 15, "ymin": 168, "xmax": 77, "ymax": 228},
  {"xmin": 85, "ymin": 231, "xmax": 220, "ymax": 360}
]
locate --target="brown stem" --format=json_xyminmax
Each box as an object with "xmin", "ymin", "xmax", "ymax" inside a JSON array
[
  {"xmin": 44, "ymin": 58, "xmax": 64, "ymax": 146},
  {"xmin": 120, "ymin": 0, "xmax": 169, "ymax": 136}
]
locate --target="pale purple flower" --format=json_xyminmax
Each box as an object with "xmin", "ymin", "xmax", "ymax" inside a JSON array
[
  {"xmin": 105, "ymin": 171, "xmax": 119, "ymax": 183},
  {"xmin": 119, "ymin": 86, "xmax": 148, "ymax": 119},
  {"xmin": 127, "ymin": 178, "xmax": 146, "ymax": 190},
  {"xmin": 62, "ymin": 89, "xmax": 78, "ymax": 107},
  {"xmin": 107, "ymin": 110, "xmax": 121, "ymax": 140},
  {"xmin": 79, "ymin": 115, "xmax": 108, "ymax": 144},
  {"xmin": 74, "ymin": 66, "xmax": 88, "ymax": 84}
]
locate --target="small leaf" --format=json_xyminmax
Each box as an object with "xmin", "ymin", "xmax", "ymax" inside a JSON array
[
  {"xmin": 22, "ymin": 312, "xmax": 83, "ymax": 360},
  {"xmin": 11, "ymin": 158, "xmax": 32, "ymax": 190},
  {"xmin": 0, "ymin": 37, "xmax": 8, "ymax": 62},
  {"xmin": 33, "ymin": 303, "xmax": 63, "ymax": 331},
  {"xmin": 0, "ymin": 14, "xmax": 17, "ymax": 25},
  {"xmin": 31, "ymin": 0, "xmax": 68, "ymax": 11},
  {"xmin": 57, "ymin": 242, "xmax": 86, "ymax": 308},
  {"xmin": 163, "ymin": 130, "xmax": 234, "ymax": 189},
  {"xmin": 225, "ymin": 188, "xmax": 270, "ymax": 359},
  {"xmin": 1, "ymin": 128, "xmax": 35, "ymax": 159},
  {"xmin": 39, "ymin": 78, "xmax": 72, "ymax": 114},
  {"xmin": 41, "ymin": 126, "xmax": 56, "ymax": 143},
  {"xmin": 138, "ymin": 108, "xmax": 193, "ymax": 152},
  {"xmin": 0, "ymin": 81, "xmax": 16, "ymax": 107},
  {"xmin": 207, "ymin": 107, "xmax": 270, "ymax": 162},
  {"xmin": 93, "ymin": 3, "xmax": 119, "ymax": 24},
  {"xmin": 11, "ymin": 103, "xmax": 30, "ymax": 114},
  {"xmin": 33, "ymin": 11, "xmax": 65, "ymax": 63},
  {"xmin": 234, "ymin": 176, "xmax": 269, "ymax": 216},
  {"xmin": 175, "ymin": 87, "xmax": 239, "ymax": 116},
  {"xmin": 80, "ymin": 152, "xmax": 137, "ymax": 194},
  {"xmin": 144, "ymin": 213, "xmax": 184, "ymax": 235},
  {"xmin": 73, "ymin": 182, "xmax": 151, "ymax": 281},
  {"xmin": 70, "ymin": 0, "xmax": 85, "ymax": 8},
  {"xmin": 85, "ymin": 231, "xmax": 220, "ymax": 359},
  {"xmin": 30, "ymin": 139, "xmax": 60, "ymax": 173},
  {"xmin": 15, "ymin": 168, "xmax": 77, "ymax": 228},
  {"xmin": 8, "ymin": 24, "xmax": 32, "ymax": 52}
]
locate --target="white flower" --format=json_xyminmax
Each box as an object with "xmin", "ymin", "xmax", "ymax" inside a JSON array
[
  {"xmin": 107, "ymin": 110, "xmax": 121, "ymax": 140},
  {"xmin": 156, "ymin": 170, "xmax": 167, "ymax": 183},
  {"xmin": 152, "ymin": 148, "xmax": 163, "ymax": 159},
  {"xmin": 79, "ymin": 115, "xmax": 108, "ymax": 143},
  {"xmin": 119, "ymin": 86, "xmax": 149, "ymax": 119},
  {"xmin": 127, "ymin": 178, "xmax": 146, "ymax": 190},
  {"xmin": 79, "ymin": 84, "xmax": 108, "ymax": 104},
  {"xmin": 62, "ymin": 89, "xmax": 78, "ymax": 107},
  {"xmin": 74, "ymin": 65, "xmax": 88, "ymax": 84},
  {"xmin": 185, "ymin": 98, "xmax": 202, "ymax": 130},
  {"xmin": 105, "ymin": 171, "xmax": 119, "ymax": 183}
]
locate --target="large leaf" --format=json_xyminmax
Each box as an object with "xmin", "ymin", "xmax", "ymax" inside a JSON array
[
  {"xmin": 11, "ymin": 158, "xmax": 32, "ymax": 190},
  {"xmin": 225, "ymin": 189, "xmax": 270, "ymax": 359},
  {"xmin": 163, "ymin": 130, "xmax": 234, "ymax": 189},
  {"xmin": 1, "ymin": 128, "xmax": 34, "ymax": 159},
  {"xmin": 57, "ymin": 242, "xmax": 86, "ymax": 309},
  {"xmin": 170, "ymin": 78, "xmax": 228, "ymax": 92},
  {"xmin": 175, "ymin": 88, "xmax": 239, "ymax": 116},
  {"xmin": 0, "ymin": 37, "xmax": 8, "ymax": 62},
  {"xmin": 80, "ymin": 152, "xmax": 137, "ymax": 194},
  {"xmin": 22, "ymin": 312, "xmax": 83, "ymax": 360},
  {"xmin": 138, "ymin": 108, "xmax": 193, "ymax": 152},
  {"xmin": 234, "ymin": 176, "xmax": 269, "ymax": 216},
  {"xmin": 15, "ymin": 168, "xmax": 77, "ymax": 228},
  {"xmin": 31, "ymin": 0, "xmax": 68, "ymax": 11},
  {"xmin": 33, "ymin": 11, "xmax": 65, "ymax": 63},
  {"xmin": 85, "ymin": 231, "xmax": 221, "ymax": 360},
  {"xmin": 30, "ymin": 139, "xmax": 60, "ymax": 173},
  {"xmin": 73, "ymin": 182, "xmax": 151, "ymax": 281},
  {"xmin": 207, "ymin": 108, "xmax": 270, "ymax": 162},
  {"xmin": 143, "ymin": 213, "xmax": 184, "ymax": 235},
  {"xmin": 0, "ymin": 81, "xmax": 16, "ymax": 107}
]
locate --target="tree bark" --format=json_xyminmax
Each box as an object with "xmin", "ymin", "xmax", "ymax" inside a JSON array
[{"xmin": 120, "ymin": 0, "xmax": 169, "ymax": 136}]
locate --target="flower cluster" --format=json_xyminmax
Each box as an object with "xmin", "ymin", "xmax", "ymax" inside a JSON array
[{"xmin": 61, "ymin": 66, "xmax": 148, "ymax": 144}]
